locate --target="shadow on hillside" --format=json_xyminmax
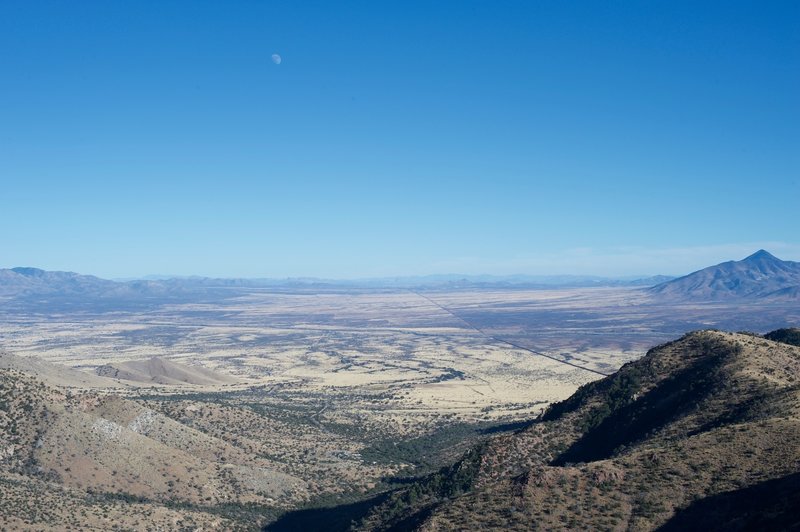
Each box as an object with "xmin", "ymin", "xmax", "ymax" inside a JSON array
[
  {"xmin": 658, "ymin": 472, "xmax": 800, "ymax": 531},
  {"xmin": 553, "ymin": 339, "xmax": 745, "ymax": 465},
  {"xmin": 477, "ymin": 419, "xmax": 532, "ymax": 434},
  {"xmin": 264, "ymin": 492, "xmax": 390, "ymax": 532}
]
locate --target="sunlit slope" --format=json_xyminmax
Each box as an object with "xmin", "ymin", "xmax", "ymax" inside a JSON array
[
  {"xmin": 96, "ymin": 356, "xmax": 240, "ymax": 385},
  {"xmin": 0, "ymin": 365, "xmax": 306, "ymax": 528}
]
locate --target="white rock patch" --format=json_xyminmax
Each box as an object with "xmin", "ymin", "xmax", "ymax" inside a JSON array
[
  {"xmin": 91, "ymin": 418, "xmax": 123, "ymax": 441},
  {"xmin": 127, "ymin": 409, "xmax": 157, "ymax": 434}
]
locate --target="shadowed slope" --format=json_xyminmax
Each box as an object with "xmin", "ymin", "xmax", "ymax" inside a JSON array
[
  {"xmin": 354, "ymin": 330, "xmax": 800, "ymax": 531},
  {"xmin": 764, "ymin": 327, "xmax": 800, "ymax": 347},
  {"xmin": 658, "ymin": 472, "xmax": 800, "ymax": 531}
]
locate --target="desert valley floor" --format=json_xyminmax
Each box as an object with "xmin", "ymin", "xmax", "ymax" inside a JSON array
[{"xmin": 1, "ymin": 286, "xmax": 799, "ymax": 529}]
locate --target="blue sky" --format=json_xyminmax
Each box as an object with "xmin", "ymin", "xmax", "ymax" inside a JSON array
[{"xmin": 1, "ymin": 1, "xmax": 798, "ymax": 278}]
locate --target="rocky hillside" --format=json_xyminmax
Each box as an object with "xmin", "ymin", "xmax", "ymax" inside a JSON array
[
  {"xmin": 649, "ymin": 250, "xmax": 800, "ymax": 300},
  {"xmin": 0, "ymin": 362, "xmax": 305, "ymax": 530},
  {"xmin": 353, "ymin": 330, "xmax": 800, "ymax": 531}
]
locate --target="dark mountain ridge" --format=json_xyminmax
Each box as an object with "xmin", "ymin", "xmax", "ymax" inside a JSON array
[{"xmin": 339, "ymin": 329, "xmax": 800, "ymax": 531}]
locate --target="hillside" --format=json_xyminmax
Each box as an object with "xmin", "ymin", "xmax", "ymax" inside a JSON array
[
  {"xmin": 765, "ymin": 328, "xmax": 800, "ymax": 347},
  {"xmin": 649, "ymin": 250, "xmax": 800, "ymax": 300},
  {"xmin": 0, "ymin": 362, "xmax": 308, "ymax": 529},
  {"xmin": 95, "ymin": 356, "xmax": 240, "ymax": 386},
  {"xmin": 0, "ymin": 351, "xmax": 125, "ymax": 389},
  {"xmin": 350, "ymin": 330, "xmax": 800, "ymax": 531},
  {"xmin": 1, "ymin": 348, "xmax": 415, "ymax": 529}
]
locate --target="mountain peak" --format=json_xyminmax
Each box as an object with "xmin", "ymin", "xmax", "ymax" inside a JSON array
[
  {"xmin": 649, "ymin": 249, "xmax": 800, "ymax": 300},
  {"xmin": 743, "ymin": 249, "xmax": 778, "ymax": 262}
]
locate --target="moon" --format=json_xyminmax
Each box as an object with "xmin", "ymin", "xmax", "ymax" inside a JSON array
[{"xmin": 271, "ymin": 53, "xmax": 282, "ymax": 65}]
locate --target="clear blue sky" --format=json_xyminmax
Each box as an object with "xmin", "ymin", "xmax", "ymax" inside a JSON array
[{"xmin": 2, "ymin": 1, "xmax": 798, "ymax": 278}]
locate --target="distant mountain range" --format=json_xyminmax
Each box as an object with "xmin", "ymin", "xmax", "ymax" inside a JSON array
[
  {"xmin": 649, "ymin": 250, "xmax": 800, "ymax": 300},
  {"xmin": 0, "ymin": 267, "xmax": 672, "ymax": 304},
  {"xmin": 0, "ymin": 267, "xmax": 116, "ymax": 297},
  {"xmin": 3, "ymin": 249, "xmax": 799, "ymax": 305},
  {"xmin": 0, "ymin": 267, "xmax": 190, "ymax": 300}
]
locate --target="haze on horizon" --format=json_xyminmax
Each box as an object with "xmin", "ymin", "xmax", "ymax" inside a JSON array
[{"xmin": 1, "ymin": 1, "xmax": 798, "ymax": 279}]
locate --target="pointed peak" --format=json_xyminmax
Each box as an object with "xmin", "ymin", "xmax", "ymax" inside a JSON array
[{"xmin": 743, "ymin": 249, "xmax": 779, "ymax": 262}]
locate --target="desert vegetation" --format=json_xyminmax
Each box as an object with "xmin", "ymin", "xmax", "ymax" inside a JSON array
[
  {"xmin": 350, "ymin": 331, "xmax": 800, "ymax": 531},
  {"xmin": 1, "ymin": 286, "xmax": 798, "ymax": 529}
]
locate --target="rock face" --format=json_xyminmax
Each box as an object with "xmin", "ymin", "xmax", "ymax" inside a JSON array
[
  {"xmin": 354, "ymin": 330, "xmax": 800, "ymax": 531},
  {"xmin": 648, "ymin": 250, "xmax": 800, "ymax": 300}
]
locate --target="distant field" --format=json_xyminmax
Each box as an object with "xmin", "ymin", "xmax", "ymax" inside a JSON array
[{"xmin": 2, "ymin": 286, "xmax": 797, "ymax": 430}]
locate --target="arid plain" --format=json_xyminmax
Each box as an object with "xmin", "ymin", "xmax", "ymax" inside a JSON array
[{"xmin": 2, "ymin": 285, "xmax": 799, "ymax": 529}]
